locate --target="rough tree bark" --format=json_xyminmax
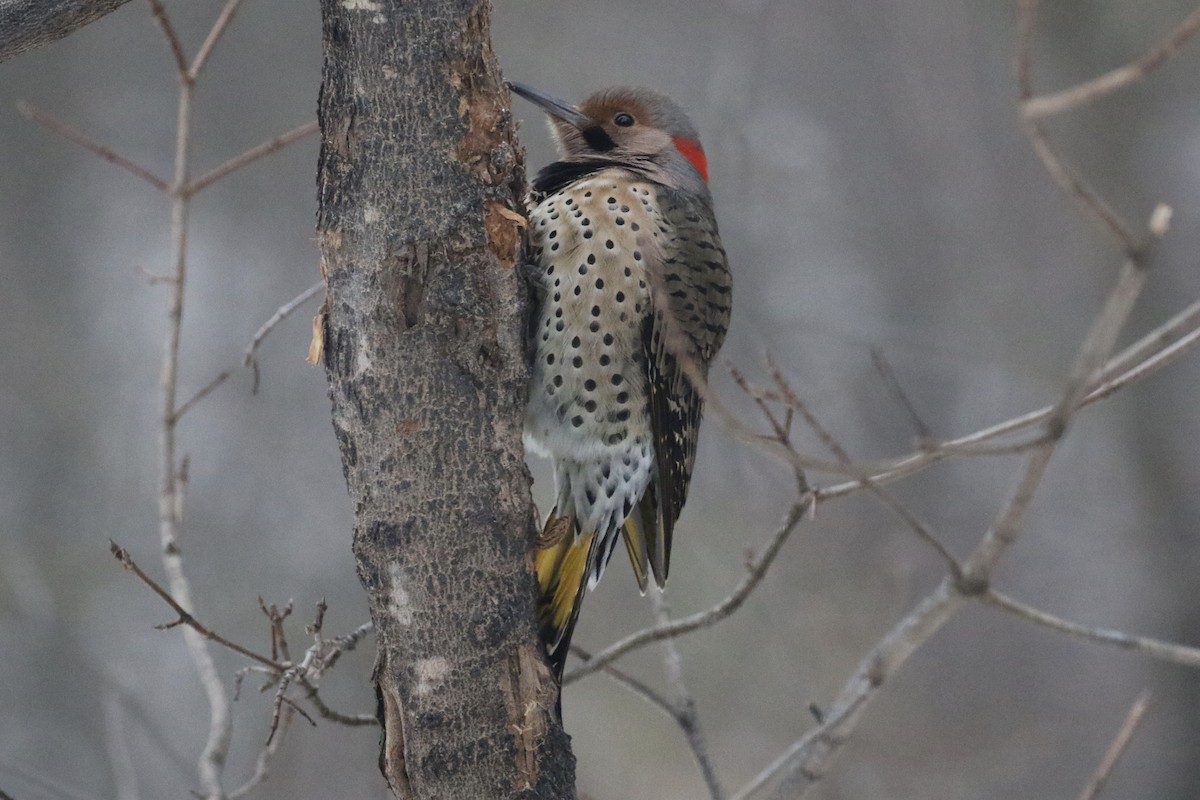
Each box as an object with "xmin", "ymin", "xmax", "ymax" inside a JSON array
[
  {"xmin": 316, "ymin": 1, "xmax": 575, "ymax": 798},
  {"xmin": 0, "ymin": 0, "xmax": 134, "ymax": 62}
]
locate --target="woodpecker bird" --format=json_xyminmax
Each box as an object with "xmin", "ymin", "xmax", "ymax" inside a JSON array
[{"xmin": 510, "ymin": 82, "xmax": 732, "ymax": 680}]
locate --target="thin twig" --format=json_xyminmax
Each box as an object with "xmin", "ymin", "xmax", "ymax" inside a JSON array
[
  {"xmin": 227, "ymin": 705, "xmax": 290, "ymax": 800},
  {"xmin": 983, "ymin": 590, "xmax": 1200, "ymax": 668},
  {"xmin": 187, "ymin": 121, "xmax": 319, "ymax": 195},
  {"xmin": 570, "ymin": 644, "xmax": 678, "ymax": 720},
  {"xmin": 728, "ymin": 364, "xmax": 808, "ymax": 494},
  {"xmin": 244, "ymin": 280, "xmax": 324, "ymax": 393},
  {"xmin": 740, "ymin": 580, "xmax": 966, "ymax": 800},
  {"xmin": 819, "ymin": 286, "xmax": 1200, "ymax": 501},
  {"xmin": 744, "ymin": 22, "xmax": 1168, "ymax": 792},
  {"xmin": 565, "ymin": 494, "xmax": 811, "ymax": 684},
  {"xmin": 172, "ymin": 370, "xmax": 232, "ymax": 422},
  {"xmin": 146, "ymin": 0, "xmax": 189, "ymax": 79},
  {"xmin": 110, "ymin": 542, "xmax": 285, "ymax": 671},
  {"xmin": 1076, "ymin": 691, "xmax": 1152, "ymax": 800},
  {"xmin": 653, "ymin": 591, "xmax": 725, "ymax": 800},
  {"xmin": 870, "ymin": 348, "xmax": 932, "ymax": 442},
  {"xmin": 151, "ymin": 65, "xmax": 237, "ymax": 799},
  {"xmin": 16, "ymin": 102, "xmax": 170, "ymax": 192},
  {"xmin": 1024, "ymin": 6, "xmax": 1200, "ymax": 119},
  {"xmin": 188, "ymin": 0, "xmax": 244, "ymax": 82},
  {"xmin": 297, "ymin": 679, "xmax": 379, "ymax": 726},
  {"xmin": 309, "ymin": 620, "xmax": 374, "ymax": 679},
  {"xmin": 765, "ymin": 356, "xmax": 962, "ymax": 575},
  {"xmin": 1016, "ymin": 0, "xmax": 1139, "ymax": 252}
]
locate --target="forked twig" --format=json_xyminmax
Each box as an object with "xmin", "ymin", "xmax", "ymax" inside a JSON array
[
  {"xmin": 188, "ymin": 0, "xmax": 244, "ymax": 82},
  {"xmin": 110, "ymin": 541, "xmax": 284, "ymax": 671}
]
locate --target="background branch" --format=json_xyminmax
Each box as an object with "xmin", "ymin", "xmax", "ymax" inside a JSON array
[
  {"xmin": 1076, "ymin": 691, "xmax": 1152, "ymax": 800},
  {"xmin": 0, "ymin": 0, "xmax": 134, "ymax": 62}
]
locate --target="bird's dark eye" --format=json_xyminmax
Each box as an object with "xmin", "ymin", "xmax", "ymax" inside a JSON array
[{"xmin": 614, "ymin": 112, "xmax": 635, "ymax": 127}]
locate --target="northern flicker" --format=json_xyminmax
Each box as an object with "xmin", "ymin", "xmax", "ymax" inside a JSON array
[{"xmin": 510, "ymin": 82, "xmax": 732, "ymax": 681}]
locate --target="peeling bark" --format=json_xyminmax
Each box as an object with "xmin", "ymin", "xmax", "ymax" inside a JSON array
[{"xmin": 316, "ymin": 1, "xmax": 575, "ymax": 797}]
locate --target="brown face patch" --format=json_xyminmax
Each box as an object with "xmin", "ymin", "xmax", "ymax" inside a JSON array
[{"xmin": 579, "ymin": 96, "xmax": 652, "ymax": 131}]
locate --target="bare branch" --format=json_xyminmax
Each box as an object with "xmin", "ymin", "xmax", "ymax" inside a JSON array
[
  {"xmin": 110, "ymin": 541, "xmax": 285, "ymax": 671},
  {"xmin": 960, "ymin": 217, "xmax": 1161, "ymax": 588},
  {"xmin": 819, "ymin": 290, "xmax": 1200, "ymax": 500},
  {"xmin": 869, "ymin": 348, "xmax": 932, "ymax": 442},
  {"xmin": 227, "ymin": 707, "xmax": 288, "ymax": 800},
  {"xmin": 16, "ymin": 101, "xmax": 170, "ymax": 192},
  {"xmin": 297, "ymin": 680, "xmax": 378, "ymax": 727},
  {"xmin": 244, "ymin": 280, "xmax": 324, "ymax": 393},
  {"xmin": 728, "ymin": 363, "xmax": 808, "ymax": 493},
  {"xmin": 1016, "ymin": 0, "xmax": 1037, "ymax": 101},
  {"xmin": 172, "ymin": 370, "xmax": 232, "ymax": 422},
  {"xmin": 1015, "ymin": 0, "xmax": 1139, "ymax": 252},
  {"xmin": 735, "ymin": 580, "xmax": 966, "ymax": 800},
  {"xmin": 0, "ymin": 0, "xmax": 135, "ymax": 62},
  {"xmin": 145, "ymin": 0, "xmax": 188, "ymax": 78},
  {"xmin": 983, "ymin": 590, "xmax": 1200, "ymax": 668},
  {"xmin": 187, "ymin": 121, "xmax": 319, "ymax": 196},
  {"xmin": 766, "ymin": 357, "xmax": 962, "ymax": 575},
  {"xmin": 570, "ymin": 644, "xmax": 678, "ymax": 720},
  {"xmin": 188, "ymin": 0, "xmax": 243, "ymax": 81},
  {"xmin": 653, "ymin": 591, "xmax": 725, "ymax": 800},
  {"xmin": 565, "ymin": 494, "xmax": 811, "ymax": 684},
  {"xmin": 1024, "ymin": 6, "xmax": 1200, "ymax": 119},
  {"xmin": 1076, "ymin": 691, "xmax": 1152, "ymax": 800}
]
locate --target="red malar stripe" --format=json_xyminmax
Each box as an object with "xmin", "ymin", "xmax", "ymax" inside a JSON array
[{"xmin": 672, "ymin": 135, "xmax": 709, "ymax": 183}]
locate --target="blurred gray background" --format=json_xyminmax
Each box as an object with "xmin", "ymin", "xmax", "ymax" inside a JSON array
[{"xmin": 2, "ymin": 1, "xmax": 1199, "ymax": 798}]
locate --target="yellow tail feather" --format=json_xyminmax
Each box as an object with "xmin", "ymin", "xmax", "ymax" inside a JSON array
[{"xmin": 535, "ymin": 514, "xmax": 593, "ymax": 679}]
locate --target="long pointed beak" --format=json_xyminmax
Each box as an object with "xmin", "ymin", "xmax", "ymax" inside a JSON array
[{"xmin": 507, "ymin": 81, "xmax": 593, "ymax": 130}]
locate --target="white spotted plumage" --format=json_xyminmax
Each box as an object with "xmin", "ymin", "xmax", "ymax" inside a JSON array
[
  {"xmin": 524, "ymin": 171, "xmax": 665, "ymax": 586},
  {"xmin": 511, "ymin": 82, "xmax": 731, "ymax": 682}
]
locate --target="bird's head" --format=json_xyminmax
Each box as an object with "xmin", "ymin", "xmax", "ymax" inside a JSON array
[{"xmin": 509, "ymin": 82, "xmax": 709, "ymax": 190}]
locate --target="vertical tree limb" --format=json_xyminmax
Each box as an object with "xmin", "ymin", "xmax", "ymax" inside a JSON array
[{"xmin": 315, "ymin": 1, "xmax": 574, "ymax": 797}]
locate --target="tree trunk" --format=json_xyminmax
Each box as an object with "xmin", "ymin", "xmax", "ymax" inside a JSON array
[{"xmin": 315, "ymin": 1, "xmax": 575, "ymax": 798}]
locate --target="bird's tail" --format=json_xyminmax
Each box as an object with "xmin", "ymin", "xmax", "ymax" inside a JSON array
[
  {"xmin": 535, "ymin": 502, "xmax": 660, "ymax": 681},
  {"xmin": 535, "ymin": 512, "xmax": 594, "ymax": 680}
]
